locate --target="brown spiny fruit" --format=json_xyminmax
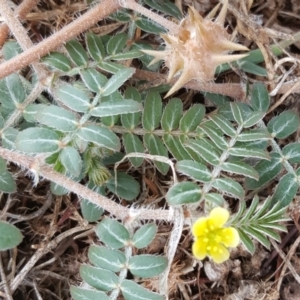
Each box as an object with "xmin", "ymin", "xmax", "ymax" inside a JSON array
[{"xmin": 143, "ymin": 0, "xmax": 248, "ymax": 97}]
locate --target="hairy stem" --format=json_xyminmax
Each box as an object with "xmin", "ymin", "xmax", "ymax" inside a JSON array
[
  {"xmin": 0, "ymin": 0, "xmax": 40, "ymax": 47},
  {"xmin": 0, "ymin": 0, "xmax": 48, "ymax": 78},
  {"xmin": 0, "ymin": 0, "xmax": 120, "ymax": 80},
  {"xmin": 0, "ymin": 147, "xmax": 172, "ymax": 221},
  {"xmin": 123, "ymin": 0, "xmax": 179, "ymax": 33}
]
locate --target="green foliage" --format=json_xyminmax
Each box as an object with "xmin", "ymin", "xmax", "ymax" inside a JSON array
[
  {"xmin": 0, "ymin": 11, "xmax": 296, "ymax": 297},
  {"xmin": 71, "ymin": 219, "xmax": 166, "ymax": 299},
  {"xmin": 230, "ymin": 196, "xmax": 289, "ymax": 254},
  {"xmin": 0, "ymin": 221, "xmax": 23, "ymax": 250}
]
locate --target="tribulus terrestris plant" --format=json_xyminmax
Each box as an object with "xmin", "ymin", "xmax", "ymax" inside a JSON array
[{"xmin": 0, "ymin": 0, "xmax": 299, "ymax": 299}]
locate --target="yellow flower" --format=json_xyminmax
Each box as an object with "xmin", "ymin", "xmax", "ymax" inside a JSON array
[{"xmin": 192, "ymin": 207, "xmax": 239, "ymax": 264}]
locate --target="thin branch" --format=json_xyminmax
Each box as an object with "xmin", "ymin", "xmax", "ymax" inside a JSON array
[
  {"xmin": 0, "ymin": 147, "xmax": 172, "ymax": 222},
  {"xmin": 0, "ymin": 0, "xmax": 48, "ymax": 79},
  {"xmin": 0, "ymin": 254, "xmax": 13, "ymax": 300},
  {"xmin": 0, "ymin": 0, "xmax": 120, "ymax": 80},
  {"xmin": 122, "ymin": 0, "xmax": 179, "ymax": 33},
  {"xmin": 10, "ymin": 225, "xmax": 91, "ymax": 293},
  {"xmin": 134, "ymin": 69, "xmax": 247, "ymax": 99},
  {"xmin": 0, "ymin": 0, "xmax": 40, "ymax": 47}
]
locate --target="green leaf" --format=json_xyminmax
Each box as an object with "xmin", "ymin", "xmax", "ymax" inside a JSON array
[
  {"xmin": 16, "ymin": 128, "xmax": 60, "ymax": 153},
  {"xmin": 144, "ymin": 133, "xmax": 169, "ymax": 174},
  {"xmin": 86, "ymin": 32, "xmax": 105, "ymax": 61},
  {"xmin": 0, "ymin": 169, "xmax": 16, "ymax": 193},
  {"xmin": 77, "ymin": 125, "xmax": 120, "ymax": 151},
  {"xmin": 220, "ymin": 161, "xmax": 259, "ymax": 180},
  {"xmin": 271, "ymin": 173, "xmax": 298, "ymax": 208},
  {"xmin": 5, "ymin": 74, "xmax": 26, "ymax": 106},
  {"xmin": 163, "ymin": 134, "xmax": 192, "ymax": 161},
  {"xmin": 36, "ymin": 105, "xmax": 78, "ymax": 132},
  {"xmin": 0, "ymin": 114, "xmax": 4, "ymax": 129},
  {"xmin": 121, "ymin": 280, "xmax": 164, "ymax": 300},
  {"xmin": 242, "ymin": 226, "xmax": 270, "ymax": 249},
  {"xmin": 230, "ymin": 103, "xmax": 244, "ymax": 125},
  {"xmin": 102, "ymin": 67, "xmax": 135, "ymax": 97},
  {"xmin": 121, "ymin": 87, "xmax": 142, "ymax": 129},
  {"xmin": 132, "ymin": 223, "xmax": 157, "ymax": 249},
  {"xmin": 88, "ymin": 245, "xmax": 126, "ymax": 272},
  {"xmin": 211, "ymin": 178, "xmax": 245, "ymax": 199},
  {"xmin": 176, "ymin": 160, "xmax": 212, "ymax": 182},
  {"xmin": 143, "ymin": 0, "xmax": 182, "ymax": 18},
  {"xmin": 55, "ymin": 84, "xmax": 90, "ymax": 113},
  {"xmin": 239, "ymin": 61, "xmax": 268, "ymax": 76},
  {"xmin": 107, "ymin": 33, "xmax": 128, "ymax": 55},
  {"xmin": 0, "ymin": 157, "xmax": 6, "ymax": 170},
  {"xmin": 70, "ymin": 286, "xmax": 109, "ymax": 300},
  {"xmin": 166, "ymin": 182, "xmax": 201, "ymax": 205},
  {"xmin": 179, "ymin": 104, "xmax": 205, "ymax": 133},
  {"xmin": 123, "ymin": 133, "xmax": 144, "ymax": 167},
  {"xmin": 245, "ymin": 152, "xmax": 282, "ymax": 190},
  {"xmin": 2, "ymin": 127, "xmax": 18, "ymax": 150},
  {"xmin": 98, "ymin": 61, "xmax": 125, "ymax": 74},
  {"xmin": 251, "ymin": 82, "xmax": 270, "ymax": 112},
  {"xmin": 237, "ymin": 229, "xmax": 255, "ymax": 255},
  {"xmin": 128, "ymin": 255, "xmax": 167, "ymax": 278},
  {"xmin": 161, "ymin": 98, "xmax": 183, "ymax": 132},
  {"xmin": 243, "ymin": 111, "xmax": 265, "ymax": 128},
  {"xmin": 204, "ymin": 92, "xmax": 230, "ymax": 106},
  {"xmin": 95, "ymin": 218, "xmax": 130, "ymax": 249},
  {"xmin": 0, "ymin": 221, "xmax": 23, "ymax": 250},
  {"xmin": 51, "ymin": 182, "xmax": 68, "ymax": 196},
  {"xmin": 42, "ymin": 52, "xmax": 72, "ymax": 72},
  {"xmin": 135, "ymin": 16, "xmax": 166, "ymax": 34},
  {"xmin": 59, "ymin": 147, "xmax": 82, "ymax": 176},
  {"xmin": 267, "ymin": 111, "xmax": 300, "ymax": 139},
  {"xmin": 23, "ymin": 104, "xmax": 47, "ymax": 123},
  {"xmin": 91, "ymin": 99, "xmax": 143, "ymax": 117},
  {"xmin": 80, "ymin": 199, "xmax": 103, "ymax": 222},
  {"xmin": 241, "ymin": 195, "xmax": 259, "ymax": 222},
  {"xmin": 2, "ymin": 40, "xmax": 22, "ymax": 60},
  {"xmin": 80, "ymin": 265, "xmax": 118, "ymax": 291},
  {"xmin": 228, "ymin": 146, "xmax": 270, "ymax": 160},
  {"xmin": 209, "ymin": 113, "xmax": 236, "ymax": 137},
  {"xmin": 236, "ymin": 129, "xmax": 271, "ymax": 142},
  {"xmin": 106, "ymin": 172, "xmax": 140, "ymax": 201},
  {"xmin": 185, "ymin": 139, "xmax": 220, "ymax": 165},
  {"xmin": 108, "ymin": 49, "xmax": 144, "ymax": 60},
  {"xmin": 80, "ymin": 68, "xmax": 107, "ymax": 92},
  {"xmin": 142, "ymin": 91, "xmax": 162, "ymax": 131},
  {"xmin": 199, "ymin": 121, "xmax": 228, "ymax": 149},
  {"xmin": 65, "ymin": 40, "xmax": 88, "ymax": 67},
  {"xmin": 282, "ymin": 142, "xmax": 300, "ymax": 163},
  {"xmin": 205, "ymin": 193, "xmax": 224, "ymax": 206},
  {"xmin": 109, "ymin": 9, "xmax": 131, "ymax": 22},
  {"xmin": 253, "ymin": 225, "xmax": 281, "ymax": 242}
]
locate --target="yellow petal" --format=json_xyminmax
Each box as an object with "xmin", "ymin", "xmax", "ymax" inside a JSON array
[
  {"xmin": 209, "ymin": 243, "xmax": 230, "ymax": 264},
  {"xmin": 192, "ymin": 239, "xmax": 208, "ymax": 260},
  {"xmin": 192, "ymin": 217, "xmax": 209, "ymax": 237},
  {"xmin": 221, "ymin": 227, "xmax": 240, "ymax": 247},
  {"xmin": 208, "ymin": 207, "xmax": 229, "ymax": 229}
]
